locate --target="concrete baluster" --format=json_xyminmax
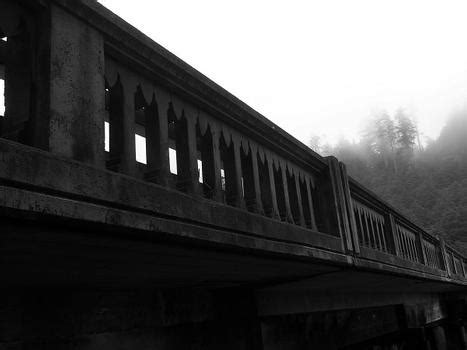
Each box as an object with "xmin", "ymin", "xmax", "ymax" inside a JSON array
[
  {"xmin": 152, "ymin": 90, "xmax": 170, "ymax": 186},
  {"xmin": 305, "ymin": 179, "xmax": 318, "ymax": 231},
  {"xmin": 294, "ymin": 171, "xmax": 306, "ymax": 227},
  {"xmin": 232, "ymin": 138, "xmax": 246, "ymax": 209},
  {"xmin": 210, "ymin": 125, "xmax": 223, "ymax": 202},
  {"xmin": 267, "ymin": 157, "xmax": 281, "ymax": 220},
  {"xmin": 250, "ymin": 144, "xmax": 264, "ymax": 214},
  {"xmin": 185, "ymin": 114, "xmax": 201, "ymax": 195},
  {"xmin": 281, "ymin": 164, "xmax": 294, "ymax": 223}
]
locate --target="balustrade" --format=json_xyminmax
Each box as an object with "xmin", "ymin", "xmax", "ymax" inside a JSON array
[
  {"xmin": 350, "ymin": 184, "xmax": 453, "ymax": 273},
  {"xmin": 102, "ymin": 56, "xmax": 320, "ymax": 229},
  {"xmin": 394, "ymin": 222, "xmax": 420, "ymax": 263}
]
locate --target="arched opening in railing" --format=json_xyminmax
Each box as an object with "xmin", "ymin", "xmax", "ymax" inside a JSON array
[
  {"xmin": 168, "ymin": 105, "xmax": 192, "ymax": 193},
  {"xmin": 0, "ymin": 16, "xmax": 33, "ymax": 145},
  {"xmin": 219, "ymin": 133, "xmax": 238, "ymax": 206},
  {"xmin": 196, "ymin": 123, "xmax": 216, "ymax": 199},
  {"xmin": 0, "ymin": 28, "xmax": 5, "ymax": 119},
  {"xmin": 105, "ymin": 77, "xmax": 124, "ymax": 172},
  {"xmin": 134, "ymin": 86, "xmax": 148, "ymax": 168}
]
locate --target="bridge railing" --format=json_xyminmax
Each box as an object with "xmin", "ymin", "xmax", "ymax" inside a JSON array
[
  {"xmin": 0, "ymin": 0, "xmax": 348, "ymax": 254},
  {"xmin": 445, "ymin": 246, "xmax": 466, "ymax": 278},
  {"xmin": 348, "ymin": 179, "xmax": 467, "ymax": 277},
  {"xmin": 0, "ymin": 0, "xmax": 466, "ymax": 282},
  {"xmin": 102, "ymin": 56, "xmax": 322, "ymax": 232},
  {"xmin": 351, "ymin": 197, "xmax": 389, "ymax": 253}
]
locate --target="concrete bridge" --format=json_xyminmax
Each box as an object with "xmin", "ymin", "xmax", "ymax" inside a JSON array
[{"xmin": 1, "ymin": 0, "xmax": 467, "ymax": 349}]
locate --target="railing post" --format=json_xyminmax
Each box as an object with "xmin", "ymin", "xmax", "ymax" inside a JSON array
[
  {"xmin": 339, "ymin": 163, "xmax": 360, "ymax": 254},
  {"xmin": 49, "ymin": 5, "xmax": 106, "ymax": 167},
  {"xmin": 316, "ymin": 156, "xmax": 354, "ymax": 252}
]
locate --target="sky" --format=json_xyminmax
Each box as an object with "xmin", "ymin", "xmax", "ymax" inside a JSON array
[{"xmin": 96, "ymin": 1, "xmax": 467, "ymax": 146}]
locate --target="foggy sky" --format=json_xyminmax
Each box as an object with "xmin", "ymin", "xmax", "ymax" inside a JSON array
[{"xmin": 97, "ymin": 0, "xmax": 467, "ymax": 145}]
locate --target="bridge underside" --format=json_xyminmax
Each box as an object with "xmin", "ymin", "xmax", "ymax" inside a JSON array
[
  {"xmin": 1, "ymin": 212, "xmax": 463, "ymax": 294},
  {"xmin": 2, "ymin": 214, "xmax": 467, "ymax": 349}
]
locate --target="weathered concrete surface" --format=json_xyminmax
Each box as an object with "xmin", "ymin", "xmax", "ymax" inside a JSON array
[
  {"xmin": 1, "ymin": 286, "xmax": 464, "ymax": 350},
  {"xmin": 1, "ymin": 1, "xmax": 467, "ymax": 349},
  {"xmin": 2, "ymin": 138, "xmax": 467, "ymax": 288},
  {"xmin": 0, "ymin": 288, "xmax": 262, "ymax": 350},
  {"xmin": 49, "ymin": 4, "xmax": 105, "ymax": 167}
]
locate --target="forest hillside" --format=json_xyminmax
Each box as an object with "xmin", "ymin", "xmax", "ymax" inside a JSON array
[{"xmin": 311, "ymin": 110, "xmax": 467, "ymax": 254}]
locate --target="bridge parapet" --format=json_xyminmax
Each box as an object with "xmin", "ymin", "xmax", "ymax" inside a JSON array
[{"xmin": 0, "ymin": 0, "xmax": 466, "ymax": 286}]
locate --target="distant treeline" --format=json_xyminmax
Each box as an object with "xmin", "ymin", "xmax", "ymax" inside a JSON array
[{"xmin": 311, "ymin": 109, "xmax": 467, "ymax": 254}]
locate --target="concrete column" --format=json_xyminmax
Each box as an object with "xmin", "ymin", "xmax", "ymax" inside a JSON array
[
  {"xmin": 432, "ymin": 326, "xmax": 447, "ymax": 350},
  {"xmin": 459, "ymin": 324, "xmax": 467, "ymax": 349},
  {"xmin": 49, "ymin": 5, "xmax": 105, "ymax": 167},
  {"xmin": 404, "ymin": 328, "xmax": 429, "ymax": 350}
]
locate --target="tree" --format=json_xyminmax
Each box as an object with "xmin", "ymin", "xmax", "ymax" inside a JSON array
[
  {"xmin": 361, "ymin": 111, "xmax": 398, "ymax": 172},
  {"xmin": 394, "ymin": 109, "xmax": 417, "ymax": 157}
]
